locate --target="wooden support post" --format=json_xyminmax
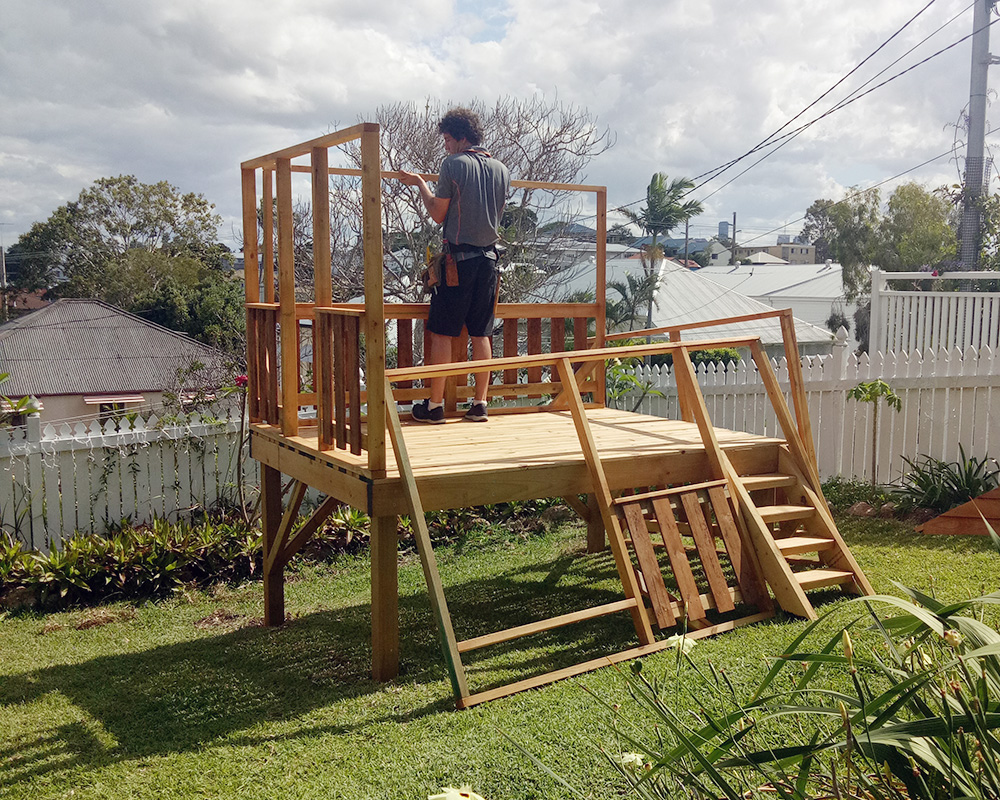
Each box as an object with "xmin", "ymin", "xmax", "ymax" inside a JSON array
[
  {"xmin": 586, "ymin": 494, "xmax": 606, "ymax": 552},
  {"xmin": 562, "ymin": 493, "xmax": 606, "ymax": 552},
  {"xmin": 276, "ymin": 157, "xmax": 299, "ymax": 437},
  {"xmin": 360, "ymin": 124, "xmax": 386, "ymax": 476},
  {"xmin": 261, "ymin": 464, "xmax": 285, "ymax": 626},
  {"xmin": 241, "ymin": 168, "xmax": 259, "ymax": 304},
  {"xmin": 370, "ymin": 513, "xmax": 399, "ymax": 682}
]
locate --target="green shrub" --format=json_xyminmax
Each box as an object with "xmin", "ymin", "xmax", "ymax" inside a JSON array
[
  {"xmin": 895, "ymin": 445, "xmax": 1000, "ymax": 513},
  {"xmin": 1, "ymin": 499, "xmax": 567, "ymax": 612},
  {"xmin": 587, "ymin": 586, "xmax": 1000, "ymax": 800},
  {"xmin": 821, "ymin": 476, "xmax": 895, "ymax": 512},
  {"xmin": 650, "ymin": 348, "xmax": 741, "ymax": 369}
]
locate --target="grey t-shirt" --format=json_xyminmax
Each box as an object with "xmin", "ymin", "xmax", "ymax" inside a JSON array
[{"xmin": 434, "ymin": 149, "xmax": 510, "ymax": 248}]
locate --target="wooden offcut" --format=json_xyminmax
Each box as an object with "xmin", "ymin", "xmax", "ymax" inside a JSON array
[{"xmin": 915, "ymin": 487, "xmax": 1000, "ymax": 536}]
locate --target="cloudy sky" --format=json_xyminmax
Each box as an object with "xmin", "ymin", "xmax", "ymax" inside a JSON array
[{"xmin": 1, "ymin": 0, "xmax": 994, "ymax": 253}]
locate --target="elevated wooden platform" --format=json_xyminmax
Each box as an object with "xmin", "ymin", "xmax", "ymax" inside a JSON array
[
  {"xmin": 250, "ymin": 409, "xmax": 785, "ymax": 516},
  {"xmin": 239, "ymin": 123, "xmax": 873, "ymax": 705}
]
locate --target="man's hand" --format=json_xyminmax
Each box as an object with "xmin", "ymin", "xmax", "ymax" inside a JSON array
[{"xmin": 397, "ymin": 171, "xmax": 450, "ymax": 224}]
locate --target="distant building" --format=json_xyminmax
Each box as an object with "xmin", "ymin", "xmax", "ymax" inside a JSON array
[{"xmin": 733, "ymin": 243, "xmax": 816, "ymax": 265}]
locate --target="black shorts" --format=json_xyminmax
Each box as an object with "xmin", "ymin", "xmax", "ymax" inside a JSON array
[{"xmin": 426, "ymin": 255, "xmax": 497, "ymax": 338}]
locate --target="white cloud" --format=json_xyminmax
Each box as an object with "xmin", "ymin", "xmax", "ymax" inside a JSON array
[{"xmin": 0, "ymin": 0, "xmax": 991, "ymax": 251}]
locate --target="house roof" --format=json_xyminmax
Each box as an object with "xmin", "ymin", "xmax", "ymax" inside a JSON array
[
  {"xmin": 651, "ymin": 262, "xmax": 834, "ymax": 345},
  {"xmin": 632, "ymin": 235, "xmax": 713, "ymax": 253},
  {"xmin": 0, "ymin": 299, "xmax": 232, "ymax": 397},
  {"xmin": 551, "ymin": 258, "xmax": 834, "ymax": 346},
  {"xmin": 694, "ymin": 262, "xmax": 847, "ymax": 301}
]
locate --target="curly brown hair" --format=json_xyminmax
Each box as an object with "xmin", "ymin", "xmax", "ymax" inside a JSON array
[{"xmin": 438, "ymin": 107, "xmax": 483, "ymax": 146}]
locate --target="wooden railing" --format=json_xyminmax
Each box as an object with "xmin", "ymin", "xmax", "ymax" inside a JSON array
[
  {"xmin": 604, "ymin": 308, "xmax": 815, "ymax": 467},
  {"xmin": 242, "ymin": 122, "xmax": 611, "ymax": 474},
  {"xmin": 246, "ymin": 299, "xmax": 602, "ymax": 453}
]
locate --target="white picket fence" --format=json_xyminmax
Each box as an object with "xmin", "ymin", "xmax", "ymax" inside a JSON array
[
  {"xmin": 870, "ymin": 269, "xmax": 1000, "ymax": 353},
  {"xmin": 0, "ymin": 413, "xmax": 260, "ymax": 552},
  {"xmin": 622, "ymin": 330, "xmax": 1000, "ymax": 484}
]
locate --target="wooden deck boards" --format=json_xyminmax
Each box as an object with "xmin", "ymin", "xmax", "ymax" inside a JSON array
[{"xmin": 251, "ymin": 409, "xmax": 784, "ymax": 514}]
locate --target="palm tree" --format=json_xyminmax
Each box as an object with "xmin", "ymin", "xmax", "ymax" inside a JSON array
[{"xmin": 620, "ymin": 173, "xmax": 703, "ymax": 331}]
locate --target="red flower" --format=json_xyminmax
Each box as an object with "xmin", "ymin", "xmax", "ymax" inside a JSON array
[{"xmin": 235, "ymin": 374, "xmax": 248, "ymax": 388}]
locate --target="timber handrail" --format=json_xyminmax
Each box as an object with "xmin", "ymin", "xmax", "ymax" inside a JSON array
[
  {"xmin": 603, "ymin": 308, "xmax": 816, "ymax": 468},
  {"xmin": 386, "ymin": 335, "xmax": 764, "ymax": 383}
]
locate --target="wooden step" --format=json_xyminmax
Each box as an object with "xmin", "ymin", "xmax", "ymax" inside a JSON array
[
  {"xmin": 775, "ymin": 536, "xmax": 836, "ymax": 556},
  {"xmin": 741, "ymin": 472, "xmax": 797, "ymax": 491},
  {"xmin": 758, "ymin": 504, "xmax": 815, "ymax": 524},
  {"xmin": 794, "ymin": 568, "xmax": 856, "ymax": 590}
]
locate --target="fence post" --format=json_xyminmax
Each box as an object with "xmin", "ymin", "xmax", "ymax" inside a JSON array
[
  {"xmin": 868, "ymin": 267, "xmax": 884, "ymax": 354},
  {"xmin": 25, "ymin": 413, "xmax": 45, "ymax": 551},
  {"xmin": 831, "ymin": 326, "xmax": 850, "ymax": 477}
]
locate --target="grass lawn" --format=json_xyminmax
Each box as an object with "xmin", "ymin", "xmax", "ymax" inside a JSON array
[{"xmin": 2, "ymin": 513, "xmax": 999, "ymax": 800}]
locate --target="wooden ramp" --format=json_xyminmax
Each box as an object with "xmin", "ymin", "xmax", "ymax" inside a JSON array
[{"xmin": 915, "ymin": 487, "xmax": 1000, "ymax": 536}]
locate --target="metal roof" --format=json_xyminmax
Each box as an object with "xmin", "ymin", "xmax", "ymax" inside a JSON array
[
  {"xmin": 695, "ymin": 262, "xmax": 847, "ymax": 300},
  {"xmin": 0, "ymin": 299, "xmax": 232, "ymax": 397},
  {"xmin": 552, "ymin": 258, "xmax": 834, "ymax": 346}
]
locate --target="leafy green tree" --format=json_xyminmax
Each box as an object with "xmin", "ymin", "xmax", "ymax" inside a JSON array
[
  {"xmin": 799, "ymin": 198, "xmax": 838, "ymax": 262},
  {"xmin": 620, "ymin": 173, "xmax": 703, "ymax": 330},
  {"xmin": 847, "ymin": 379, "xmax": 902, "ymax": 485},
  {"xmin": 879, "ymin": 182, "xmax": 955, "ymax": 272},
  {"xmin": 800, "ymin": 183, "xmax": 956, "ymax": 301},
  {"xmin": 9, "ymin": 176, "xmax": 243, "ymax": 351},
  {"xmin": 11, "ymin": 175, "xmax": 229, "ymax": 299}
]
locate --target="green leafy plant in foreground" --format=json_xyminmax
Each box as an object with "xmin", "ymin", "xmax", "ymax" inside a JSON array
[
  {"xmin": 896, "ymin": 445, "xmax": 1000, "ymax": 513},
  {"xmin": 591, "ymin": 584, "xmax": 1000, "ymax": 800}
]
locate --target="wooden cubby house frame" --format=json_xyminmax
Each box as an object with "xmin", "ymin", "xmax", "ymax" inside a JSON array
[{"xmin": 241, "ymin": 123, "xmax": 874, "ymax": 708}]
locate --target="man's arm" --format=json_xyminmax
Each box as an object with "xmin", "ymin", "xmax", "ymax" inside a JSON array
[{"xmin": 397, "ymin": 171, "xmax": 450, "ymax": 224}]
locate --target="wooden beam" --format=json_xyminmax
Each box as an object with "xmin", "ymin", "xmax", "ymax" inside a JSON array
[
  {"xmin": 384, "ymin": 379, "xmax": 469, "ymax": 698},
  {"xmin": 386, "ymin": 336, "xmax": 763, "ymax": 383},
  {"xmin": 276, "ymin": 157, "xmax": 299, "ymax": 436},
  {"xmin": 312, "ymin": 146, "xmax": 333, "ymax": 307},
  {"xmin": 262, "ymin": 169, "xmax": 275, "ymax": 304},
  {"xmin": 276, "ymin": 495, "xmax": 340, "ymax": 570},
  {"xmin": 360, "ymin": 125, "xmax": 386, "ymax": 475},
  {"xmin": 241, "ymin": 168, "xmax": 259, "ymax": 304},
  {"xmin": 240, "ymin": 123, "xmax": 373, "ymax": 170}
]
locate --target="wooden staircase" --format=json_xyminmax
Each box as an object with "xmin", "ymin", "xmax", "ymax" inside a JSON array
[{"xmin": 732, "ymin": 448, "xmax": 873, "ymax": 618}]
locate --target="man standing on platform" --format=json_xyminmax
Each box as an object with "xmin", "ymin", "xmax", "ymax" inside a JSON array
[{"xmin": 398, "ymin": 107, "xmax": 510, "ymax": 423}]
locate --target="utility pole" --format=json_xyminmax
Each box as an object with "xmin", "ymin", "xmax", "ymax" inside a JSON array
[
  {"xmin": 729, "ymin": 212, "xmax": 738, "ymax": 265},
  {"xmin": 0, "ymin": 224, "xmax": 10, "ymax": 323},
  {"xmin": 683, "ymin": 218, "xmax": 690, "ymax": 266},
  {"xmin": 959, "ymin": 0, "xmax": 999, "ymax": 269}
]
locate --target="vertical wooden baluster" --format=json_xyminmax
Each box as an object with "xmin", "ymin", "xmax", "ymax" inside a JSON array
[
  {"xmin": 397, "ymin": 319, "xmax": 413, "ymax": 389},
  {"xmin": 527, "ymin": 318, "xmax": 543, "ymax": 393},
  {"xmin": 266, "ymin": 308, "xmax": 279, "ymax": 423},
  {"xmin": 503, "ymin": 318, "xmax": 518, "ymax": 399},
  {"xmin": 333, "ymin": 316, "xmax": 347, "ymax": 448},
  {"xmin": 348, "ymin": 316, "xmax": 362, "ymax": 455}
]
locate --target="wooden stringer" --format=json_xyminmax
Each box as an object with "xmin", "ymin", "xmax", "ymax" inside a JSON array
[{"xmin": 384, "ymin": 377, "xmax": 689, "ymax": 709}]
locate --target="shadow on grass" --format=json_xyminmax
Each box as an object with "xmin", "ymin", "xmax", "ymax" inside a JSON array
[{"xmin": 0, "ymin": 546, "xmax": 667, "ymax": 790}]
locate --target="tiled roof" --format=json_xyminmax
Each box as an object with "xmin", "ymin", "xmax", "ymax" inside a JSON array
[{"xmin": 0, "ymin": 299, "xmax": 232, "ymax": 397}]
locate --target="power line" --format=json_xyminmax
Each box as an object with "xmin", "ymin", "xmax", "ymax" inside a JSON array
[{"xmin": 692, "ymin": 0, "xmax": 953, "ymax": 188}]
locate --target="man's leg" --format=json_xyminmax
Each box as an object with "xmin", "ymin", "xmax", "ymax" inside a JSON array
[
  {"xmin": 427, "ymin": 329, "xmax": 454, "ymax": 404},
  {"xmin": 470, "ymin": 335, "xmax": 492, "ymax": 404}
]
